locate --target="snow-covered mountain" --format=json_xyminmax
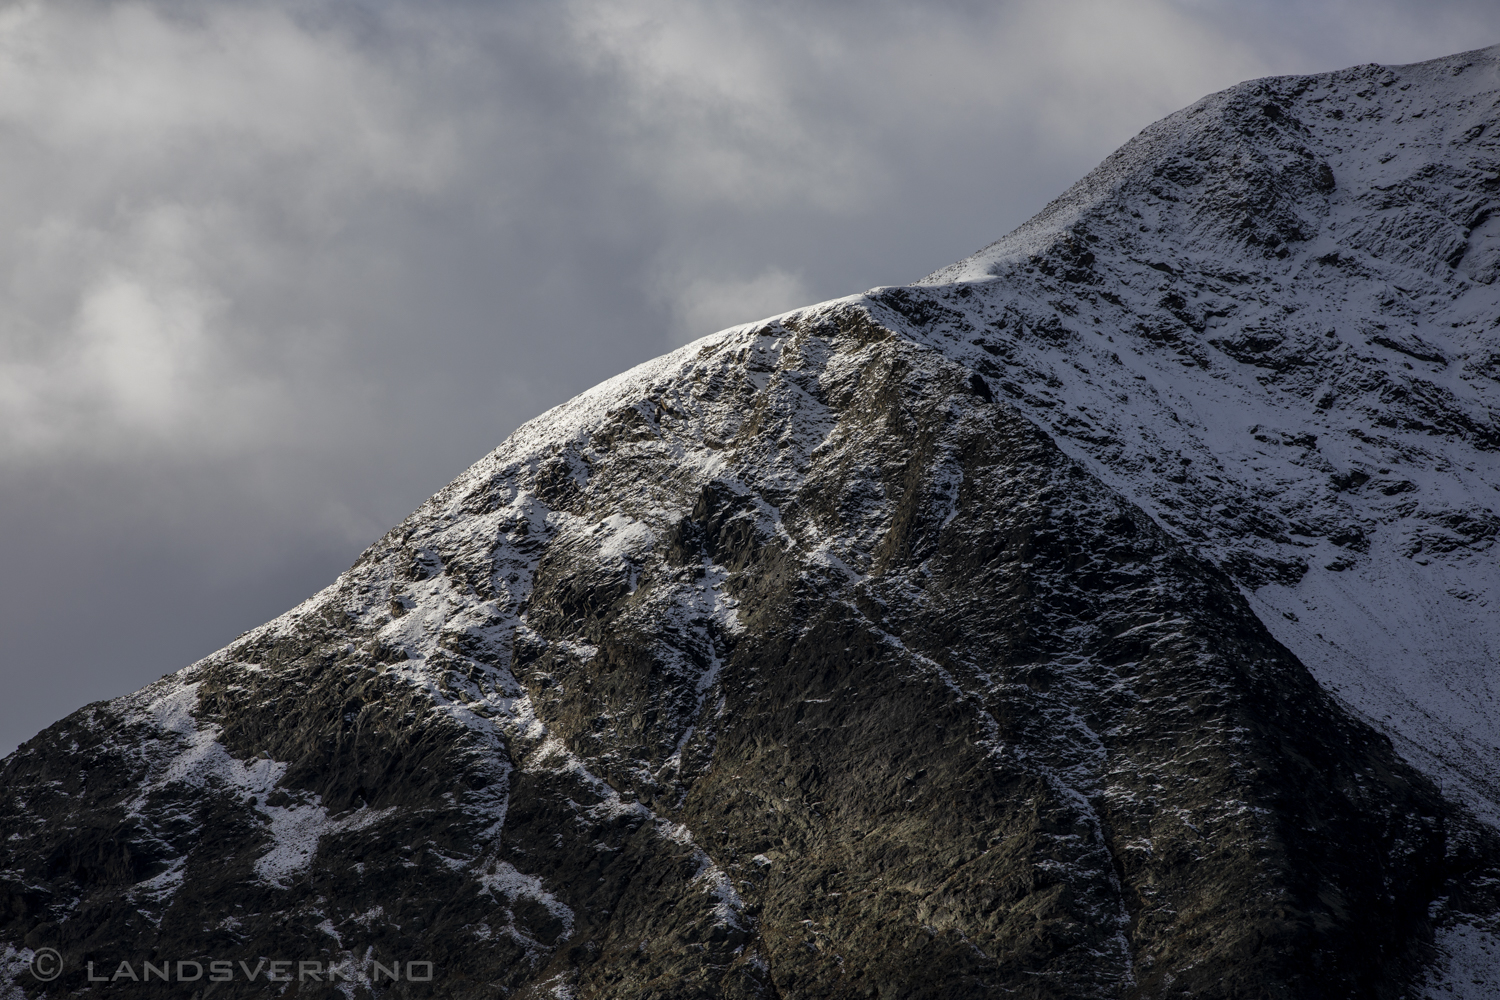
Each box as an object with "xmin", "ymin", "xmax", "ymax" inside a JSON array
[
  {"xmin": 3, "ymin": 45, "xmax": 1499, "ymax": 1000},
  {"xmin": 921, "ymin": 46, "xmax": 1500, "ymax": 830}
]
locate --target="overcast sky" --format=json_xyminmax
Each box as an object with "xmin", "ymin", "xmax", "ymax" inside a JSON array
[{"xmin": 1, "ymin": 0, "xmax": 1496, "ymax": 755}]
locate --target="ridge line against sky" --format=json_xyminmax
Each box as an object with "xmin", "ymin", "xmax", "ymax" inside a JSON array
[{"xmin": 1, "ymin": 0, "xmax": 1498, "ymax": 755}]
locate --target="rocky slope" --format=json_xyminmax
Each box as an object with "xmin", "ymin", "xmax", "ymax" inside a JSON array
[{"xmin": 3, "ymin": 45, "xmax": 1500, "ymax": 1000}]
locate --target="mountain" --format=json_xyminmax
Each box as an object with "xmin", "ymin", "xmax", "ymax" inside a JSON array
[{"xmin": 4, "ymin": 44, "xmax": 1500, "ymax": 1000}]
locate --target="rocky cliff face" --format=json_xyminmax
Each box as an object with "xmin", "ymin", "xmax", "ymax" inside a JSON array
[{"xmin": 4, "ymin": 45, "xmax": 1500, "ymax": 1000}]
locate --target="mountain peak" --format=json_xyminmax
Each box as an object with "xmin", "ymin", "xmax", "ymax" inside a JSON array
[{"xmin": 929, "ymin": 43, "xmax": 1500, "ymax": 285}]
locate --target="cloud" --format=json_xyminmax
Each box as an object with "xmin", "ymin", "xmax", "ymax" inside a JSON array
[
  {"xmin": 74, "ymin": 272, "xmax": 220, "ymax": 429},
  {"xmin": 661, "ymin": 267, "xmax": 812, "ymax": 345},
  {"xmin": 0, "ymin": 0, "xmax": 458, "ymax": 461},
  {"xmin": 0, "ymin": 1, "xmax": 455, "ymax": 196},
  {"xmin": 0, "ymin": 200, "xmax": 285, "ymax": 455},
  {"xmin": 564, "ymin": 0, "xmax": 886, "ymax": 213}
]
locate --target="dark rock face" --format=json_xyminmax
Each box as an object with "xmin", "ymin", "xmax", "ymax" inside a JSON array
[{"xmin": 4, "ymin": 46, "xmax": 1500, "ymax": 1000}]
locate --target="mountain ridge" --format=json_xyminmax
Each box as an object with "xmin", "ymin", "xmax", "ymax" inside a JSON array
[
  {"xmin": 3, "ymin": 44, "xmax": 1500, "ymax": 999},
  {"xmin": 914, "ymin": 42, "xmax": 1500, "ymax": 825}
]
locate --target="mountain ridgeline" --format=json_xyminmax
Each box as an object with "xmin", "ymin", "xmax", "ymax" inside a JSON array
[{"xmin": 5, "ymin": 46, "xmax": 1500, "ymax": 1000}]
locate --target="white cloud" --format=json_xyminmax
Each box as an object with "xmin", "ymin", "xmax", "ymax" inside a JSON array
[
  {"xmin": 0, "ymin": 0, "xmax": 459, "ymax": 460},
  {"xmin": 74, "ymin": 273, "xmax": 217, "ymax": 429},
  {"xmin": 662, "ymin": 267, "xmax": 812, "ymax": 345},
  {"xmin": 565, "ymin": 0, "xmax": 880, "ymax": 212},
  {"xmin": 0, "ymin": 1, "xmax": 456, "ymax": 198}
]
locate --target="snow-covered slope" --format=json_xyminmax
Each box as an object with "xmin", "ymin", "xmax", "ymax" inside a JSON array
[{"xmin": 912, "ymin": 44, "xmax": 1500, "ymax": 825}]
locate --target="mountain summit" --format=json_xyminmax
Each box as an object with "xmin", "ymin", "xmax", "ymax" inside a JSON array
[{"xmin": 4, "ymin": 45, "xmax": 1500, "ymax": 1000}]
